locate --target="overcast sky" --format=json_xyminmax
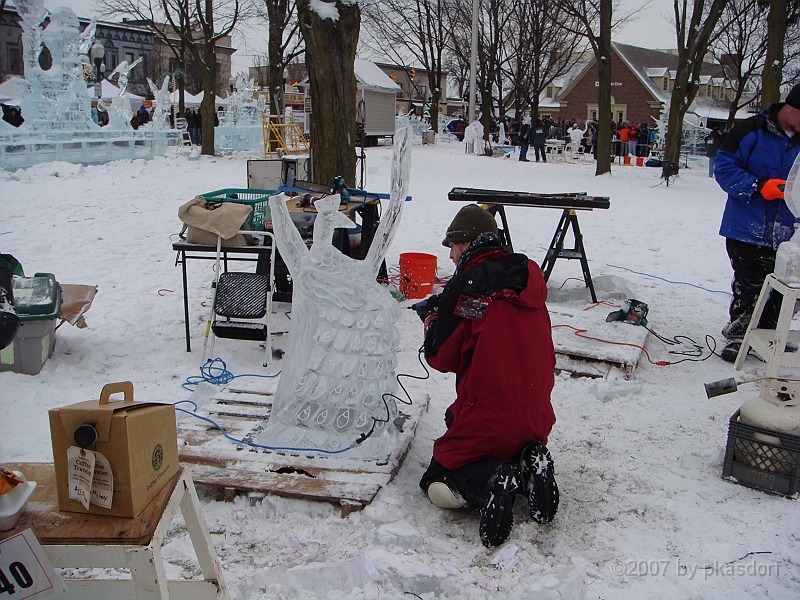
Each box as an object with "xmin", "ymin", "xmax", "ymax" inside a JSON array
[{"xmin": 49, "ymin": 0, "xmax": 678, "ymax": 77}]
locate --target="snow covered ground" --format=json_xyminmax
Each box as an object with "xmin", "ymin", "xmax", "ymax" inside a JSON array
[{"xmin": 1, "ymin": 141, "xmax": 798, "ymax": 599}]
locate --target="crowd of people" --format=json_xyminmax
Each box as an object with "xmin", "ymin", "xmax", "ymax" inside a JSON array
[
  {"xmin": 500, "ymin": 115, "xmax": 656, "ymax": 162},
  {"xmin": 442, "ymin": 112, "xmax": 659, "ymax": 162}
]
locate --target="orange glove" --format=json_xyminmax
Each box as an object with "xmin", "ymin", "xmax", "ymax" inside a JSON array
[{"xmin": 757, "ymin": 178, "xmax": 786, "ymax": 201}]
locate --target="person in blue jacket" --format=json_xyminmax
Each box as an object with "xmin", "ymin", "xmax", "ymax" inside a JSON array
[{"xmin": 715, "ymin": 83, "xmax": 800, "ymax": 362}]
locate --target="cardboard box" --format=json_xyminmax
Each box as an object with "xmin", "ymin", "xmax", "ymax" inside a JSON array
[{"xmin": 49, "ymin": 382, "xmax": 179, "ymax": 518}]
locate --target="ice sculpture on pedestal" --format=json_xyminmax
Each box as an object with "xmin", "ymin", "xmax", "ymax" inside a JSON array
[
  {"xmin": 0, "ymin": 1, "xmax": 179, "ymax": 170},
  {"xmin": 146, "ymin": 76, "xmax": 171, "ymax": 131},
  {"xmin": 214, "ymin": 77, "xmax": 265, "ymax": 153},
  {"xmin": 774, "ymin": 152, "xmax": 800, "ymax": 283},
  {"xmin": 257, "ymin": 127, "xmax": 411, "ymax": 460},
  {"xmin": 107, "ymin": 58, "xmax": 142, "ymax": 130}
]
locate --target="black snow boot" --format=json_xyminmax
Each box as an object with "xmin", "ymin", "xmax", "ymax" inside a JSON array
[
  {"xmin": 517, "ymin": 442, "xmax": 559, "ymax": 524},
  {"xmin": 720, "ymin": 338, "xmax": 742, "ymax": 363},
  {"xmin": 478, "ymin": 462, "xmax": 518, "ymax": 547}
]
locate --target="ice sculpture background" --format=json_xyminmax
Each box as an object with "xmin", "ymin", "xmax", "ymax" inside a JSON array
[
  {"xmin": 258, "ymin": 127, "xmax": 412, "ymax": 460},
  {"xmin": 0, "ymin": 1, "xmax": 179, "ymax": 171},
  {"xmin": 214, "ymin": 77, "xmax": 265, "ymax": 153}
]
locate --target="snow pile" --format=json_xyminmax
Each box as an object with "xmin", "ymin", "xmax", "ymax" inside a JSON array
[{"xmin": 1, "ymin": 146, "xmax": 798, "ymax": 599}]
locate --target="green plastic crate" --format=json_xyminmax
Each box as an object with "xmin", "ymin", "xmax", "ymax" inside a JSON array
[{"xmin": 200, "ymin": 188, "xmax": 277, "ymax": 230}]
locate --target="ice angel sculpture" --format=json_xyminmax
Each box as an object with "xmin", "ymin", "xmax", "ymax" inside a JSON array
[
  {"xmin": 146, "ymin": 76, "xmax": 171, "ymax": 130},
  {"xmin": 257, "ymin": 127, "xmax": 412, "ymax": 460},
  {"xmin": 107, "ymin": 57, "xmax": 142, "ymax": 130}
]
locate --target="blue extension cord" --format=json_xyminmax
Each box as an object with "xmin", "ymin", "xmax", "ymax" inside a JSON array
[
  {"xmin": 176, "ymin": 358, "xmax": 354, "ymax": 454},
  {"xmin": 605, "ymin": 263, "xmax": 731, "ymax": 296}
]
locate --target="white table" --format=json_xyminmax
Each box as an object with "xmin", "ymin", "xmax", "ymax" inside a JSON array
[{"xmin": 2, "ymin": 464, "xmax": 228, "ymax": 600}]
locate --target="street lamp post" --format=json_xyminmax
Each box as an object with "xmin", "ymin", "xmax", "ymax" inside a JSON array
[{"xmin": 90, "ymin": 40, "xmax": 105, "ymax": 98}]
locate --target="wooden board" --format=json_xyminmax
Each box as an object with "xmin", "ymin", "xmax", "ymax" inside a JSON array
[
  {"xmin": 177, "ymin": 382, "xmax": 429, "ymax": 516},
  {"xmin": 548, "ymin": 302, "xmax": 649, "ymax": 378},
  {"xmin": 1, "ymin": 463, "xmax": 181, "ymax": 546}
]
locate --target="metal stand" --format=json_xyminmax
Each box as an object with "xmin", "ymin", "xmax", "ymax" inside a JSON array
[
  {"xmin": 736, "ymin": 273, "xmax": 800, "ymax": 376},
  {"xmin": 541, "ymin": 209, "xmax": 597, "ymax": 302}
]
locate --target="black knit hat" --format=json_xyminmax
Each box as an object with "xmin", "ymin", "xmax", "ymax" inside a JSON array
[
  {"xmin": 442, "ymin": 204, "xmax": 498, "ymax": 247},
  {"xmin": 787, "ymin": 83, "xmax": 800, "ymax": 109}
]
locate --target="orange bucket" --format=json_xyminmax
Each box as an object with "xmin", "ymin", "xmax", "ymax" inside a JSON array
[
  {"xmin": 399, "ymin": 253, "xmax": 437, "ymax": 299},
  {"xmin": 623, "ymin": 156, "xmax": 631, "ymax": 166},
  {"xmin": 636, "ymin": 156, "xmax": 644, "ymax": 166}
]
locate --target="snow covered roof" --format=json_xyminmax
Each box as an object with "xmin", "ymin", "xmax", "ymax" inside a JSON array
[
  {"xmin": 355, "ymin": 59, "xmax": 401, "ymax": 93},
  {"xmin": 645, "ymin": 67, "xmax": 669, "ymax": 77}
]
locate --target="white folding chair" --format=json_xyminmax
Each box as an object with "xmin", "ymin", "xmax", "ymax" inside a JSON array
[
  {"xmin": 204, "ymin": 231, "xmax": 276, "ymax": 368},
  {"xmin": 175, "ymin": 117, "xmax": 192, "ymax": 155}
]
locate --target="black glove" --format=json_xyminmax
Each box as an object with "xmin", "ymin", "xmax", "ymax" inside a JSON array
[{"xmin": 410, "ymin": 295, "xmax": 439, "ymax": 322}]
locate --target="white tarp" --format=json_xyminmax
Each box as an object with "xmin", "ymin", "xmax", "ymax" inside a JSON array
[
  {"xmin": 168, "ymin": 90, "xmax": 227, "ymax": 106},
  {"xmin": 355, "ymin": 58, "xmax": 401, "ymax": 93},
  {"xmin": 170, "ymin": 90, "xmax": 203, "ymax": 106},
  {"xmin": 88, "ymin": 79, "xmax": 144, "ymax": 102}
]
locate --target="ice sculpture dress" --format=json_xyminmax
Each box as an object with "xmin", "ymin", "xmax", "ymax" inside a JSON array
[{"xmin": 257, "ymin": 128, "xmax": 411, "ymax": 460}]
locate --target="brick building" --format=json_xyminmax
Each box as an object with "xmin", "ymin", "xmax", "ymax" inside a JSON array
[{"xmin": 538, "ymin": 43, "xmax": 748, "ymax": 128}]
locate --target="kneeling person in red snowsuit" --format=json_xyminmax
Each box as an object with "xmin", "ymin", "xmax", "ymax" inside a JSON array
[{"xmin": 416, "ymin": 204, "xmax": 559, "ymax": 547}]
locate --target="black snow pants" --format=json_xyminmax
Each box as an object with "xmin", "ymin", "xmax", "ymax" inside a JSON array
[
  {"xmin": 724, "ymin": 238, "xmax": 781, "ymax": 339},
  {"xmin": 420, "ymin": 457, "xmax": 508, "ymax": 512}
]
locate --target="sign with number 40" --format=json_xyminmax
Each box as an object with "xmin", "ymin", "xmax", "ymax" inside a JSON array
[{"xmin": 0, "ymin": 530, "xmax": 65, "ymax": 599}]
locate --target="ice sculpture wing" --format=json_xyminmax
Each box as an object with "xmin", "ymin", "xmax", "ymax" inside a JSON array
[
  {"xmin": 269, "ymin": 192, "xmax": 308, "ymax": 275},
  {"xmin": 364, "ymin": 125, "xmax": 411, "ymax": 276},
  {"xmin": 77, "ymin": 19, "xmax": 96, "ymax": 56}
]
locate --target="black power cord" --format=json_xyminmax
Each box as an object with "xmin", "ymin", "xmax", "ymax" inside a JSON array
[
  {"xmin": 355, "ymin": 345, "xmax": 430, "ymax": 446},
  {"xmin": 645, "ymin": 325, "xmax": 718, "ymax": 364}
]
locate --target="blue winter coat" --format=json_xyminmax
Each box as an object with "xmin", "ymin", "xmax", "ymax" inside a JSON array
[{"xmin": 716, "ymin": 104, "xmax": 800, "ymax": 249}]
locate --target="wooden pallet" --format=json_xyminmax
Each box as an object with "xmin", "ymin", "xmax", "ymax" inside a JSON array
[
  {"xmin": 177, "ymin": 382, "xmax": 429, "ymax": 516},
  {"xmin": 549, "ymin": 303, "xmax": 649, "ymax": 379}
]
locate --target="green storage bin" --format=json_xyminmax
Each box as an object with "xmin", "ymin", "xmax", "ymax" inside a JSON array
[
  {"xmin": 0, "ymin": 273, "xmax": 61, "ymax": 375},
  {"xmin": 200, "ymin": 188, "xmax": 277, "ymax": 230}
]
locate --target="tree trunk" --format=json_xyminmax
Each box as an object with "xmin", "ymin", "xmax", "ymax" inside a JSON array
[
  {"xmin": 268, "ymin": 63, "xmax": 284, "ymax": 117},
  {"xmin": 531, "ymin": 96, "xmax": 540, "ymax": 122},
  {"xmin": 200, "ymin": 43, "xmax": 216, "ymax": 156},
  {"xmin": 429, "ymin": 72, "xmax": 441, "ymax": 133},
  {"xmin": 664, "ymin": 64, "xmax": 690, "ymax": 169},
  {"xmin": 481, "ymin": 88, "xmax": 493, "ymax": 151},
  {"xmin": 267, "ymin": 0, "xmax": 287, "ymax": 118},
  {"xmin": 299, "ymin": 0, "xmax": 360, "ymax": 186},
  {"xmin": 762, "ymin": 0, "xmax": 787, "ymax": 108},
  {"xmin": 594, "ymin": 0, "xmax": 612, "ymax": 176}
]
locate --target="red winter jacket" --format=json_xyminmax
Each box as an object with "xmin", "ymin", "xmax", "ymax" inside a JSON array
[{"xmin": 424, "ymin": 244, "xmax": 556, "ymax": 471}]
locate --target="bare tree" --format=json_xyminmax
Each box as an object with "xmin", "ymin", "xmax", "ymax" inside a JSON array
[
  {"xmin": 169, "ymin": 0, "xmax": 242, "ymax": 155},
  {"xmin": 447, "ymin": 0, "xmax": 516, "ymax": 146},
  {"xmin": 298, "ymin": 0, "xmax": 360, "ymax": 186},
  {"xmin": 557, "ymin": 0, "xmax": 614, "ymax": 176},
  {"xmin": 759, "ymin": 0, "xmax": 800, "ymax": 106},
  {"xmin": 102, "ymin": 0, "xmax": 243, "ymax": 154},
  {"xmin": 361, "ymin": 0, "xmax": 450, "ymax": 132},
  {"xmin": 782, "ymin": 24, "xmax": 800, "ymax": 86},
  {"xmin": 505, "ymin": 0, "xmax": 587, "ymax": 122},
  {"xmin": 662, "ymin": 0, "xmax": 727, "ymax": 171},
  {"xmin": 255, "ymin": 0, "xmax": 304, "ymax": 117},
  {"xmin": 97, "ymin": 0, "xmax": 193, "ymax": 117},
  {"xmin": 709, "ymin": 0, "xmax": 768, "ymax": 129}
]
